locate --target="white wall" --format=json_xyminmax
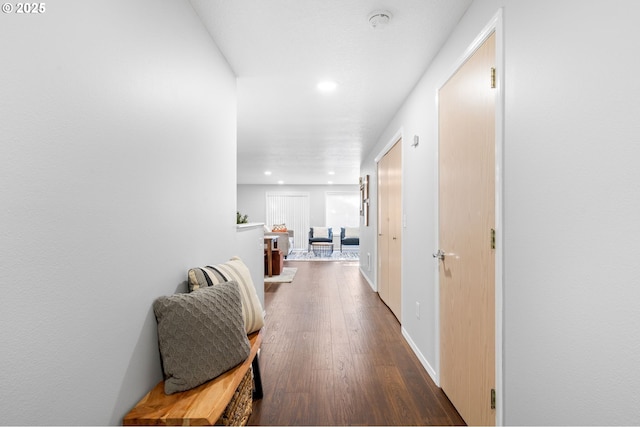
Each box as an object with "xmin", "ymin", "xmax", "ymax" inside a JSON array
[
  {"xmin": 236, "ymin": 225, "xmax": 266, "ymax": 308},
  {"xmin": 0, "ymin": 1, "xmax": 238, "ymax": 424},
  {"xmin": 360, "ymin": 0, "xmax": 640, "ymax": 424},
  {"xmin": 500, "ymin": 1, "xmax": 640, "ymax": 424}
]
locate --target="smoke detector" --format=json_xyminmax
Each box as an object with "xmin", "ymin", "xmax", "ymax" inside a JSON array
[{"xmin": 368, "ymin": 10, "xmax": 392, "ymax": 29}]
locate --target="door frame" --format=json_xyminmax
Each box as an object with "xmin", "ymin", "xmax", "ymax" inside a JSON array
[{"xmin": 434, "ymin": 9, "xmax": 504, "ymax": 425}]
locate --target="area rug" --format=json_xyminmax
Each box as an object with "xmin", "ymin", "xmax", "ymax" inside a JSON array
[
  {"xmin": 285, "ymin": 249, "xmax": 359, "ymax": 262},
  {"xmin": 264, "ymin": 267, "xmax": 297, "ymax": 283}
]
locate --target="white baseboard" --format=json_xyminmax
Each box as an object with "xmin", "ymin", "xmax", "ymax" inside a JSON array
[
  {"xmin": 359, "ymin": 267, "xmax": 376, "ymax": 291},
  {"xmin": 357, "ymin": 270, "xmax": 438, "ymax": 386},
  {"xmin": 402, "ymin": 326, "xmax": 439, "ymax": 387}
]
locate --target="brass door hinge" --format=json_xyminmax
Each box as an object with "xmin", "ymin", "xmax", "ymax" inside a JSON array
[
  {"xmin": 490, "ymin": 228, "xmax": 496, "ymax": 249},
  {"xmin": 490, "ymin": 67, "xmax": 496, "ymax": 89},
  {"xmin": 491, "ymin": 388, "xmax": 496, "ymax": 409}
]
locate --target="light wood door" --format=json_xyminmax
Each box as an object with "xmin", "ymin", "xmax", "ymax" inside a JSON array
[
  {"xmin": 377, "ymin": 153, "xmax": 390, "ymax": 305},
  {"xmin": 387, "ymin": 141, "xmax": 402, "ymax": 319},
  {"xmin": 378, "ymin": 140, "xmax": 402, "ymax": 320},
  {"xmin": 378, "ymin": 156, "xmax": 389, "ymax": 301},
  {"xmin": 438, "ymin": 32, "xmax": 496, "ymax": 426}
]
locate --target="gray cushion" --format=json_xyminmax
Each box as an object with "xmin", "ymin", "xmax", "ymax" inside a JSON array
[{"xmin": 153, "ymin": 281, "xmax": 251, "ymax": 395}]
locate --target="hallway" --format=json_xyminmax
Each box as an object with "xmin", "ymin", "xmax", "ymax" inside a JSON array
[{"xmin": 249, "ymin": 261, "xmax": 464, "ymax": 425}]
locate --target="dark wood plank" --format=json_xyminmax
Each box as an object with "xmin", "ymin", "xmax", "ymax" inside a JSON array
[{"xmin": 249, "ymin": 261, "xmax": 465, "ymax": 426}]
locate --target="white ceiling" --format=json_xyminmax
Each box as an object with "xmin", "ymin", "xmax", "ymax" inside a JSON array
[{"xmin": 189, "ymin": 0, "xmax": 473, "ymax": 185}]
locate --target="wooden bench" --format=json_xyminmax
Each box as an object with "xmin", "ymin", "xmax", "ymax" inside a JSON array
[{"xmin": 123, "ymin": 330, "xmax": 263, "ymax": 426}]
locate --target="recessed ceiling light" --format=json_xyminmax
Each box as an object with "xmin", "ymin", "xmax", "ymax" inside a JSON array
[
  {"xmin": 317, "ymin": 81, "xmax": 337, "ymax": 92},
  {"xmin": 277, "ymin": 180, "xmax": 284, "ymax": 185},
  {"xmin": 328, "ymin": 181, "xmax": 333, "ymax": 185},
  {"xmin": 328, "ymin": 171, "xmax": 335, "ymax": 175}
]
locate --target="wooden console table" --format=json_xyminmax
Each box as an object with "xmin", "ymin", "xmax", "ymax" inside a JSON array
[{"xmin": 263, "ymin": 236, "xmax": 279, "ymax": 277}]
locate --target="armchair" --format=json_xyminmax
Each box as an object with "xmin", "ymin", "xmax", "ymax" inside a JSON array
[
  {"xmin": 308, "ymin": 227, "xmax": 333, "ymax": 251},
  {"xmin": 340, "ymin": 227, "xmax": 360, "ymax": 252}
]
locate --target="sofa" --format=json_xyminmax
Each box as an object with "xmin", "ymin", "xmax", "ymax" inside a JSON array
[{"xmin": 264, "ymin": 228, "xmax": 294, "ymax": 258}]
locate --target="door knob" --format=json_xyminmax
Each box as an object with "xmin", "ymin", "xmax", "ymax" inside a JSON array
[{"xmin": 433, "ymin": 249, "xmax": 445, "ymax": 260}]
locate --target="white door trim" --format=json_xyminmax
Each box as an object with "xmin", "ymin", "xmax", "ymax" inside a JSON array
[
  {"xmin": 375, "ymin": 127, "xmax": 403, "ymax": 163},
  {"xmin": 434, "ymin": 8, "xmax": 504, "ymax": 426}
]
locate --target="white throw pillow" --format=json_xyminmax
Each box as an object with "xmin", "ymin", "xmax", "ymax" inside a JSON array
[
  {"xmin": 344, "ymin": 227, "xmax": 359, "ymax": 238},
  {"xmin": 187, "ymin": 256, "xmax": 265, "ymax": 334},
  {"xmin": 313, "ymin": 227, "xmax": 329, "ymax": 238}
]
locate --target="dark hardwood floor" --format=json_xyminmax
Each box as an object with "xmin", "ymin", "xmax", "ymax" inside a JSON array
[{"xmin": 248, "ymin": 260, "xmax": 465, "ymax": 426}]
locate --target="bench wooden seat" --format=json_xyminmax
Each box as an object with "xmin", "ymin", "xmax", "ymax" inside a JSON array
[{"xmin": 123, "ymin": 330, "xmax": 263, "ymax": 426}]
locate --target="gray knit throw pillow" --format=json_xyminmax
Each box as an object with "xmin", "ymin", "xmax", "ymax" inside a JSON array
[{"xmin": 153, "ymin": 281, "xmax": 251, "ymax": 395}]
